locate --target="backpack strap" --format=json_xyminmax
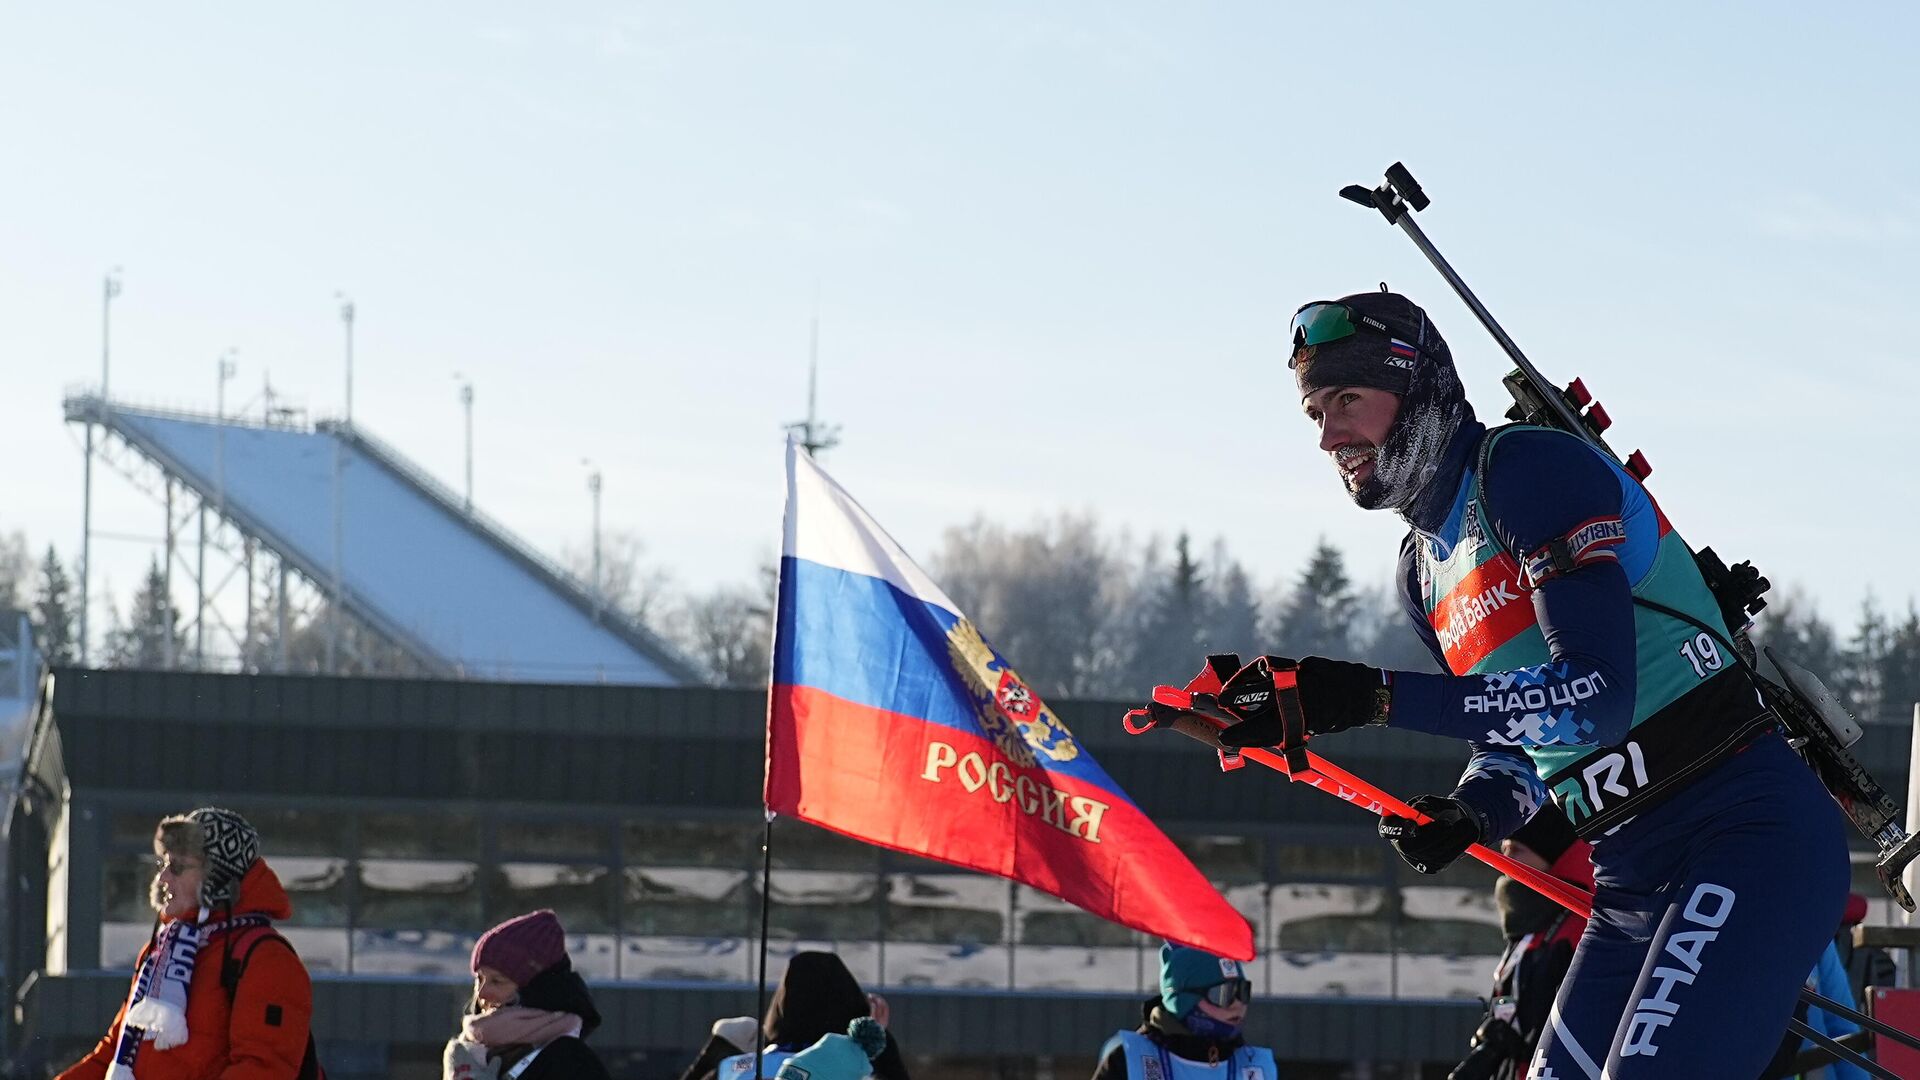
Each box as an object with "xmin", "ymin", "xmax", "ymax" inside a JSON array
[
  {"xmin": 1470, "ymin": 422, "xmax": 1523, "ymax": 555},
  {"xmin": 219, "ymin": 925, "xmax": 326, "ymax": 1079},
  {"xmin": 220, "ymin": 924, "xmax": 292, "ymax": 1000}
]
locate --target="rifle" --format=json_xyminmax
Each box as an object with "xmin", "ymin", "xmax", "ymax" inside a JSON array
[{"xmin": 1339, "ymin": 162, "xmax": 1920, "ymax": 911}]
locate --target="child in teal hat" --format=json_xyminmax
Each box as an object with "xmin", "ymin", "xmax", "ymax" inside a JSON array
[
  {"xmin": 1160, "ymin": 942, "xmax": 1252, "ymax": 1035},
  {"xmin": 1093, "ymin": 943, "xmax": 1278, "ymax": 1079}
]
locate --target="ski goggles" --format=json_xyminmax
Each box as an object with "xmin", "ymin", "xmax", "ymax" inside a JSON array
[
  {"xmin": 1180, "ymin": 977, "xmax": 1253, "ymax": 1007},
  {"xmin": 1289, "ymin": 301, "xmax": 1399, "ymax": 351}
]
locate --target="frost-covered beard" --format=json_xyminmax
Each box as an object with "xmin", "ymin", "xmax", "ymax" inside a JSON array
[{"xmin": 1347, "ymin": 341, "xmax": 1467, "ymax": 514}]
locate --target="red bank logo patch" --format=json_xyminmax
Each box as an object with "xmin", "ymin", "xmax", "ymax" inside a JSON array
[{"xmin": 1432, "ymin": 553, "xmax": 1538, "ymax": 673}]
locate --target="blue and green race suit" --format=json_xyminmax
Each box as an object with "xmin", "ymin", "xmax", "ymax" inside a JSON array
[
  {"xmin": 1388, "ymin": 422, "xmax": 1773, "ymax": 839},
  {"xmin": 1383, "ymin": 418, "xmax": 1847, "ymax": 1078}
]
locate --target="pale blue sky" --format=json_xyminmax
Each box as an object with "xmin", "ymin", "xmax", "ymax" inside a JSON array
[{"xmin": 3, "ymin": 4, "xmax": 1916, "ymax": 647}]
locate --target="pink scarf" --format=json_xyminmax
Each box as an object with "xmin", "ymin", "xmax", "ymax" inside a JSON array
[{"xmin": 462, "ymin": 1006, "xmax": 581, "ymax": 1050}]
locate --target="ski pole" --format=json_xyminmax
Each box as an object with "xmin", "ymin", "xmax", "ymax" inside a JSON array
[
  {"xmin": 1123, "ymin": 694, "xmax": 1920, "ymax": 1063},
  {"xmin": 1769, "ymin": 1032, "xmax": 1872, "ymax": 1080},
  {"xmin": 1778, "ymin": 986, "xmax": 1920, "ymax": 1061},
  {"xmin": 1782, "ymin": 1026, "xmax": 1901, "ymax": 1080}
]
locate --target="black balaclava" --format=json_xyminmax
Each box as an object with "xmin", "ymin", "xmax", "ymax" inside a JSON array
[
  {"xmin": 1495, "ymin": 808, "xmax": 1580, "ymax": 939},
  {"xmin": 1495, "ymin": 874, "xmax": 1565, "ymax": 940},
  {"xmin": 1293, "ymin": 289, "xmax": 1471, "ymax": 516}
]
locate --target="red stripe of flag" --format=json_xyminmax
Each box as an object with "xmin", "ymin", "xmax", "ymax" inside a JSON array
[{"xmin": 768, "ymin": 683, "xmax": 1254, "ymax": 959}]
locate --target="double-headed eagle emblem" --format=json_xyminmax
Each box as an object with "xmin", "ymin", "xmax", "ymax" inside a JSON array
[{"xmin": 945, "ymin": 618, "xmax": 1080, "ymax": 767}]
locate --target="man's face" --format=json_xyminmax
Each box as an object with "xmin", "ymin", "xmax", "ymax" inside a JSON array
[
  {"xmin": 149, "ymin": 840, "xmax": 204, "ymax": 920},
  {"xmin": 1302, "ymin": 385, "xmax": 1402, "ymax": 496}
]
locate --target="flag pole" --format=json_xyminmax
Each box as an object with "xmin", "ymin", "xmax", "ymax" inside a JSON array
[
  {"xmin": 753, "ymin": 807, "xmax": 774, "ymax": 1077},
  {"xmin": 759, "ymin": 438, "xmax": 793, "ymax": 1077}
]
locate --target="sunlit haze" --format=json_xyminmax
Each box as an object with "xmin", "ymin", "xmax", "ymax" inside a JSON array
[{"xmin": 4, "ymin": 4, "xmax": 1915, "ymax": 650}]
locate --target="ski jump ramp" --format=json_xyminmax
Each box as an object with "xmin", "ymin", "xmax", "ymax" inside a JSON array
[{"xmin": 69, "ymin": 395, "xmax": 701, "ymax": 685}]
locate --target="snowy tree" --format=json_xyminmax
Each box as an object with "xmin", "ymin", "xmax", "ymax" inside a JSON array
[
  {"xmin": 561, "ymin": 529, "xmax": 678, "ymax": 626},
  {"xmin": 31, "ymin": 547, "xmax": 77, "ymax": 666},
  {"xmin": 1873, "ymin": 605, "xmax": 1920, "ymax": 723},
  {"xmin": 1752, "ymin": 587, "xmax": 1847, "ymax": 680},
  {"xmin": 1126, "ymin": 533, "xmax": 1208, "ymax": 691},
  {"xmin": 1203, "ymin": 542, "xmax": 1263, "ymax": 660},
  {"xmin": 241, "ymin": 571, "xmax": 311, "ymax": 673},
  {"xmin": 1350, "ymin": 583, "xmax": 1443, "ymax": 672},
  {"xmin": 1267, "ymin": 538, "xmax": 1359, "ymax": 658},
  {"xmin": 0, "ymin": 529, "xmax": 29, "ymax": 612},
  {"xmin": 677, "ymin": 579, "xmax": 774, "ymax": 688},
  {"xmin": 931, "ymin": 513, "xmax": 1133, "ymax": 700},
  {"xmin": 104, "ymin": 558, "xmax": 184, "ymax": 669},
  {"xmin": 1839, "ymin": 597, "xmax": 1891, "ymax": 722}
]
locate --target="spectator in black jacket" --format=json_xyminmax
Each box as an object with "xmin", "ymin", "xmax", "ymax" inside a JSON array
[
  {"xmin": 691, "ymin": 951, "xmax": 907, "ymax": 1080},
  {"xmin": 1451, "ymin": 807, "xmax": 1591, "ymax": 1080}
]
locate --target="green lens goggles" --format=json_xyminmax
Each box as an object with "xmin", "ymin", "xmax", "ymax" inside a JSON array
[{"xmin": 1290, "ymin": 301, "xmax": 1395, "ymax": 352}]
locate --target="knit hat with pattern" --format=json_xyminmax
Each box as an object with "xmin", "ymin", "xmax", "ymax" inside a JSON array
[{"xmin": 185, "ymin": 807, "xmax": 259, "ymax": 908}]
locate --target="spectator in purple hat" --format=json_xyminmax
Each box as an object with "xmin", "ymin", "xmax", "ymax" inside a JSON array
[{"xmin": 443, "ymin": 910, "xmax": 610, "ymax": 1080}]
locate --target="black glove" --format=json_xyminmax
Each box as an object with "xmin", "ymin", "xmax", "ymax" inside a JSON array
[
  {"xmin": 1448, "ymin": 1015, "xmax": 1527, "ymax": 1080},
  {"xmin": 1215, "ymin": 655, "xmax": 1391, "ymax": 749},
  {"xmin": 1379, "ymin": 794, "xmax": 1482, "ymax": 875}
]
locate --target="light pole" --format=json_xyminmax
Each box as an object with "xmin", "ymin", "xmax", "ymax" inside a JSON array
[
  {"xmin": 102, "ymin": 269, "xmax": 122, "ymax": 396},
  {"xmin": 80, "ymin": 267, "xmax": 122, "ymax": 666},
  {"xmin": 455, "ymin": 374, "xmax": 474, "ymax": 512},
  {"xmin": 584, "ymin": 461, "xmax": 603, "ymax": 621},
  {"xmin": 216, "ymin": 350, "xmax": 237, "ymax": 511},
  {"xmin": 336, "ymin": 293, "xmax": 356, "ymax": 424},
  {"xmin": 217, "ymin": 351, "xmax": 238, "ymax": 667},
  {"xmin": 199, "ymin": 350, "xmax": 237, "ymax": 667},
  {"xmin": 329, "ymin": 293, "xmax": 353, "ymax": 672}
]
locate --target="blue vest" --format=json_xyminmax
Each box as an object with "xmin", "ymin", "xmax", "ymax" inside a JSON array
[
  {"xmin": 717, "ymin": 1049, "xmax": 797, "ymax": 1078},
  {"xmin": 1102, "ymin": 1030, "xmax": 1279, "ymax": 1080}
]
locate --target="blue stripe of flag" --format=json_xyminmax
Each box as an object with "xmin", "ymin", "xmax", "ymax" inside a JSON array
[{"xmin": 773, "ymin": 555, "xmax": 1136, "ymax": 805}]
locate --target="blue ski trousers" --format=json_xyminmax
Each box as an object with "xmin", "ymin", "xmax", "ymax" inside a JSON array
[{"xmin": 1529, "ymin": 733, "xmax": 1849, "ymax": 1079}]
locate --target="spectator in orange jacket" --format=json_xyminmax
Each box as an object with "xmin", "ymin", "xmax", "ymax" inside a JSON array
[{"xmin": 56, "ymin": 807, "xmax": 316, "ymax": 1080}]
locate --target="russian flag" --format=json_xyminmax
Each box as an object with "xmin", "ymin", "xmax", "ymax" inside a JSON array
[{"xmin": 767, "ymin": 439, "xmax": 1253, "ymax": 960}]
